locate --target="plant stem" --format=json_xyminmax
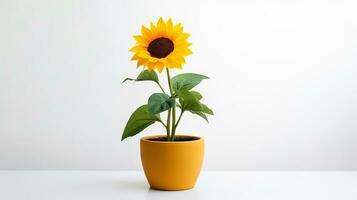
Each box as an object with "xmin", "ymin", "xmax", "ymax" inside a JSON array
[
  {"xmin": 171, "ymin": 110, "xmax": 184, "ymax": 141},
  {"xmin": 166, "ymin": 108, "xmax": 171, "ymax": 141},
  {"xmin": 166, "ymin": 68, "xmax": 174, "ymax": 95},
  {"xmin": 171, "ymin": 107, "xmax": 176, "ymax": 141},
  {"xmin": 156, "ymin": 82, "xmax": 167, "ymax": 95},
  {"xmin": 158, "ymin": 119, "xmax": 167, "ymax": 128},
  {"xmin": 165, "ymin": 68, "xmax": 176, "ymax": 141}
]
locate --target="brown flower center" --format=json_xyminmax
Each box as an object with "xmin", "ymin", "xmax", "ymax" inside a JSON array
[{"xmin": 148, "ymin": 37, "xmax": 174, "ymax": 58}]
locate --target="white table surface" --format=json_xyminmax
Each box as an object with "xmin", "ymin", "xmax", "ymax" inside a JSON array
[{"xmin": 0, "ymin": 171, "xmax": 356, "ymax": 200}]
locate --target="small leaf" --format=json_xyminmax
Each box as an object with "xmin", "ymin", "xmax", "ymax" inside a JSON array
[
  {"xmin": 190, "ymin": 111, "xmax": 209, "ymax": 122},
  {"xmin": 122, "ymin": 105, "xmax": 160, "ymax": 141},
  {"xmin": 123, "ymin": 70, "xmax": 159, "ymax": 83},
  {"xmin": 190, "ymin": 91, "xmax": 202, "ymax": 100},
  {"xmin": 178, "ymin": 91, "xmax": 203, "ymax": 111},
  {"xmin": 148, "ymin": 93, "xmax": 175, "ymax": 115},
  {"xmin": 122, "ymin": 78, "xmax": 136, "ymax": 83},
  {"xmin": 137, "ymin": 70, "xmax": 159, "ymax": 82},
  {"xmin": 178, "ymin": 91, "xmax": 213, "ymax": 122},
  {"xmin": 172, "ymin": 73, "xmax": 209, "ymax": 93},
  {"xmin": 202, "ymin": 104, "xmax": 214, "ymax": 115}
]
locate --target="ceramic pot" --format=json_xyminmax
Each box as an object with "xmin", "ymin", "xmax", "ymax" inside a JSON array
[{"xmin": 140, "ymin": 135, "xmax": 204, "ymax": 191}]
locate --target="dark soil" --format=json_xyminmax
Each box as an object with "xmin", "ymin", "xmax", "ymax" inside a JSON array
[{"xmin": 148, "ymin": 136, "xmax": 200, "ymax": 142}]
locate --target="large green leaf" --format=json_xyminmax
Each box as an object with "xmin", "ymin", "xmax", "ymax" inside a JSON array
[
  {"xmin": 121, "ymin": 105, "xmax": 160, "ymax": 141},
  {"xmin": 171, "ymin": 73, "xmax": 209, "ymax": 93},
  {"xmin": 123, "ymin": 70, "xmax": 159, "ymax": 83},
  {"xmin": 178, "ymin": 90, "xmax": 203, "ymax": 111},
  {"xmin": 148, "ymin": 93, "xmax": 175, "ymax": 115}
]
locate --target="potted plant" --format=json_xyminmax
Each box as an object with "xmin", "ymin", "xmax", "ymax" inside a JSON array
[{"xmin": 122, "ymin": 18, "xmax": 214, "ymax": 191}]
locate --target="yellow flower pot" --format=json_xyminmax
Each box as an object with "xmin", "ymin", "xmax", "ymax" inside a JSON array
[{"xmin": 140, "ymin": 135, "xmax": 204, "ymax": 191}]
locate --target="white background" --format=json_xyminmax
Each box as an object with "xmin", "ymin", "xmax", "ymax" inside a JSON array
[{"xmin": 0, "ymin": 0, "xmax": 356, "ymax": 170}]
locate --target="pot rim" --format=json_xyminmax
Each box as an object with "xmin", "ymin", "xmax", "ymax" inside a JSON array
[{"xmin": 141, "ymin": 135, "xmax": 203, "ymax": 144}]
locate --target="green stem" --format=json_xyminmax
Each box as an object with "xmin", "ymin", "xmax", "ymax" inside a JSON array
[
  {"xmin": 166, "ymin": 108, "xmax": 171, "ymax": 141},
  {"xmin": 158, "ymin": 119, "xmax": 167, "ymax": 128},
  {"xmin": 171, "ymin": 110, "xmax": 184, "ymax": 141},
  {"xmin": 156, "ymin": 82, "xmax": 167, "ymax": 95},
  {"xmin": 166, "ymin": 68, "xmax": 174, "ymax": 95},
  {"xmin": 166, "ymin": 68, "xmax": 176, "ymax": 141},
  {"xmin": 171, "ymin": 106, "xmax": 176, "ymax": 141}
]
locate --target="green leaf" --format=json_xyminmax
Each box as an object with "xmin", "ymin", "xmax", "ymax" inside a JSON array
[
  {"xmin": 122, "ymin": 78, "xmax": 136, "ymax": 83},
  {"xmin": 190, "ymin": 91, "xmax": 202, "ymax": 100},
  {"xmin": 190, "ymin": 111, "xmax": 209, "ymax": 122},
  {"xmin": 122, "ymin": 105, "xmax": 160, "ymax": 141},
  {"xmin": 172, "ymin": 73, "xmax": 209, "ymax": 93},
  {"xmin": 137, "ymin": 70, "xmax": 159, "ymax": 82},
  {"xmin": 148, "ymin": 93, "xmax": 175, "ymax": 115},
  {"xmin": 178, "ymin": 91, "xmax": 213, "ymax": 122},
  {"xmin": 123, "ymin": 70, "xmax": 159, "ymax": 83},
  {"xmin": 202, "ymin": 104, "xmax": 214, "ymax": 115},
  {"xmin": 178, "ymin": 91, "xmax": 203, "ymax": 111}
]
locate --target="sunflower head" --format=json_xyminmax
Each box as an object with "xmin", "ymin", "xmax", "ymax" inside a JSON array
[{"xmin": 130, "ymin": 18, "xmax": 192, "ymax": 73}]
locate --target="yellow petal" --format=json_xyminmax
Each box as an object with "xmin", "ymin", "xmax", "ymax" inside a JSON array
[
  {"xmin": 175, "ymin": 40, "xmax": 192, "ymax": 47},
  {"xmin": 172, "ymin": 23, "xmax": 183, "ymax": 39},
  {"xmin": 131, "ymin": 54, "xmax": 139, "ymax": 60},
  {"xmin": 133, "ymin": 35, "xmax": 148, "ymax": 46},
  {"xmin": 130, "ymin": 45, "xmax": 146, "ymax": 52},
  {"xmin": 141, "ymin": 25, "xmax": 156, "ymax": 42},
  {"xmin": 147, "ymin": 62, "xmax": 156, "ymax": 70},
  {"xmin": 176, "ymin": 64, "xmax": 183, "ymax": 69},
  {"xmin": 178, "ymin": 56, "xmax": 186, "ymax": 64},
  {"xmin": 150, "ymin": 22, "xmax": 157, "ymax": 35},
  {"xmin": 157, "ymin": 17, "xmax": 166, "ymax": 36},
  {"xmin": 158, "ymin": 58, "xmax": 168, "ymax": 63},
  {"xmin": 137, "ymin": 58, "xmax": 148, "ymax": 67},
  {"xmin": 171, "ymin": 55, "xmax": 185, "ymax": 64},
  {"xmin": 138, "ymin": 51, "xmax": 151, "ymax": 58},
  {"xmin": 141, "ymin": 25, "xmax": 151, "ymax": 37},
  {"xmin": 146, "ymin": 66, "xmax": 153, "ymax": 71},
  {"xmin": 166, "ymin": 18, "xmax": 174, "ymax": 36},
  {"xmin": 174, "ymin": 33, "xmax": 190, "ymax": 42},
  {"xmin": 156, "ymin": 62, "xmax": 164, "ymax": 73},
  {"xmin": 167, "ymin": 56, "xmax": 180, "ymax": 66},
  {"xmin": 175, "ymin": 47, "xmax": 192, "ymax": 56},
  {"xmin": 149, "ymin": 57, "xmax": 159, "ymax": 63}
]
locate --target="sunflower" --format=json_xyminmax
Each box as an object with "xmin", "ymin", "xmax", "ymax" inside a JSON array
[{"xmin": 130, "ymin": 18, "xmax": 192, "ymax": 73}]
